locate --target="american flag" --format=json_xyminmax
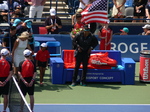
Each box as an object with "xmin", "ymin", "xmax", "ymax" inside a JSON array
[{"xmin": 81, "ymin": 0, "xmax": 109, "ymax": 24}]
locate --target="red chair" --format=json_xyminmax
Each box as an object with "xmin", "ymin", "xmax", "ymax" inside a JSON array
[{"xmin": 39, "ymin": 27, "xmax": 47, "ymax": 34}]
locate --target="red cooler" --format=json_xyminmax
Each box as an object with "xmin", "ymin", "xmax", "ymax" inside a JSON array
[{"xmin": 140, "ymin": 50, "xmax": 150, "ymax": 82}]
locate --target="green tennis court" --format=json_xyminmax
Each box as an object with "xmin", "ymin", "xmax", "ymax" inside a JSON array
[
  {"xmin": 1, "ymin": 62, "xmax": 150, "ymax": 112},
  {"xmin": 32, "ymin": 62, "xmax": 150, "ymax": 104}
]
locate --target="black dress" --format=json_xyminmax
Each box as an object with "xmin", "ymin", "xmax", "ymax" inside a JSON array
[{"xmin": 133, "ymin": 0, "xmax": 148, "ymax": 16}]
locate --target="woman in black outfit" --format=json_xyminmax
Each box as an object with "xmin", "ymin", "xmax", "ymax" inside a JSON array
[{"xmin": 132, "ymin": 0, "xmax": 148, "ymax": 22}]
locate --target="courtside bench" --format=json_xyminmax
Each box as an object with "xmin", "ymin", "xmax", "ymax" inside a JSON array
[{"xmin": 50, "ymin": 50, "xmax": 136, "ymax": 85}]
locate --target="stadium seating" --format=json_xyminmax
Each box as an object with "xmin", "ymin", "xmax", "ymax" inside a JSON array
[
  {"xmin": 124, "ymin": 7, "xmax": 134, "ymax": 22},
  {"xmin": 39, "ymin": 27, "xmax": 47, "ymax": 34},
  {"xmin": 50, "ymin": 50, "xmax": 136, "ymax": 85}
]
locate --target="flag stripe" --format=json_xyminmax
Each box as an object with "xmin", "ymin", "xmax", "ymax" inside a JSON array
[
  {"xmin": 82, "ymin": 13, "xmax": 108, "ymax": 20},
  {"xmin": 82, "ymin": 11, "xmax": 107, "ymax": 17},
  {"xmin": 82, "ymin": 12, "xmax": 108, "ymax": 19},
  {"xmin": 81, "ymin": 0, "xmax": 108, "ymax": 24},
  {"xmin": 82, "ymin": 18, "xmax": 108, "ymax": 24},
  {"xmin": 82, "ymin": 15, "xmax": 108, "ymax": 22}
]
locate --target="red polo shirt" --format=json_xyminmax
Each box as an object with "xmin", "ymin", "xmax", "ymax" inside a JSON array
[
  {"xmin": 0, "ymin": 59, "xmax": 12, "ymax": 77},
  {"xmin": 19, "ymin": 59, "xmax": 36, "ymax": 78},
  {"xmin": 35, "ymin": 50, "xmax": 50, "ymax": 62}
]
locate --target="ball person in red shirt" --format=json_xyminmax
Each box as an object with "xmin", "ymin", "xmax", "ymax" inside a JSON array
[
  {"xmin": 0, "ymin": 48, "xmax": 13, "ymax": 112},
  {"xmin": 18, "ymin": 49, "xmax": 37, "ymax": 112},
  {"xmin": 35, "ymin": 43, "xmax": 50, "ymax": 86}
]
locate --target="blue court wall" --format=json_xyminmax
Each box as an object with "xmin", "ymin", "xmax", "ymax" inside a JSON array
[{"xmin": 34, "ymin": 34, "xmax": 150, "ymax": 62}]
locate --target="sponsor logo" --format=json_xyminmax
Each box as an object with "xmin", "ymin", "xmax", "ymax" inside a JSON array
[
  {"xmin": 91, "ymin": 60, "xmax": 107, "ymax": 65},
  {"xmin": 143, "ymin": 59, "xmax": 149, "ymax": 79}
]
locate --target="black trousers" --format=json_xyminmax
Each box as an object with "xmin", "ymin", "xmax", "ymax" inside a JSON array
[{"xmin": 72, "ymin": 52, "xmax": 90, "ymax": 83}]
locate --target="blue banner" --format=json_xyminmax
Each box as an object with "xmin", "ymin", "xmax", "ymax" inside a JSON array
[
  {"xmin": 34, "ymin": 34, "xmax": 150, "ymax": 62},
  {"xmin": 110, "ymin": 35, "xmax": 150, "ymax": 61}
]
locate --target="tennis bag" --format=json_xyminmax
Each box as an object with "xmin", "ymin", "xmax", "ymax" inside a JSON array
[{"xmin": 88, "ymin": 52, "xmax": 117, "ymax": 69}]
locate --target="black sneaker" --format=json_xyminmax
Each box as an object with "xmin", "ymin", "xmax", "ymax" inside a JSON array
[
  {"xmin": 80, "ymin": 82, "xmax": 86, "ymax": 86},
  {"xmin": 71, "ymin": 82, "xmax": 76, "ymax": 86}
]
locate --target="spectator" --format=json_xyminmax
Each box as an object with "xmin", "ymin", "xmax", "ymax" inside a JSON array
[
  {"xmin": 35, "ymin": 43, "xmax": 50, "ymax": 86},
  {"xmin": 18, "ymin": 49, "xmax": 36, "ymax": 112},
  {"xmin": 125, "ymin": 0, "xmax": 133, "ymax": 8},
  {"xmin": 0, "ymin": 0, "xmax": 8, "ymax": 11},
  {"xmin": 0, "ymin": 29, "xmax": 3, "ymax": 35},
  {"xmin": 145, "ymin": 30, "xmax": 150, "ymax": 35},
  {"xmin": 0, "ymin": 0, "xmax": 22, "ymax": 16},
  {"xmin": 112, "ymin": 0, "xmax": 126, "ymax": 22},
  {"xmin": 72, "ymin": 8, "xmax": 83, "ymax": 26},
  {"xmin": 132, "ymin": 0, "xmax": 148, "ymax": 23},
  {"xmin": 120, "ymin": 27, "xmax": 129, "ymax": 35},
  {"xmin": 2, "ymin": 26, "xmax": 17, "ymax": 62},
  {"xmin": 12, "ymin": 18, "xmax": 23, "ymax": 27},
  {"xmin": 79, "ymin": 0, "xmax": 90, "ymax": 9},
  {"xmin": 2, "ymin": 26, "xmax": 17, "ymax": 52},
  {"xmin": 98, "ymin": 24, "xmax": 113, "ymax": 50},
  {"xmin": 14, "ymin": 5, "xmax": 24, "ymax": 15},
  {"xmin": 12, "ymin": 31, "xmax": 32, "ymax": 80},
  {"xmin": 73, "ymin": 13, "xmax": 84, "ymax": 30},
  {"xmin": 0, "ymin": 9, "xmax": 4, "ymax": 23},
  {"xmin": 11, "ymin": 13, "xmax": 24, "ymax": 23},
  {"xmin": 71, "ymin": 25, "xmax": 98, "ymax": 86},
  {"xmin": 0, "ymin": 48, "xmax": 13, "ymax": 112},
  {"xmin": 145, "ymin": 0, "xmax": 150, "ymax": 23},
  {"xmin": 0, "ymin": 2, "xmax": 8, "ymax": 23},
  {"xmin": 27, "ymin": 0, "xmax": 47, "ymax": 22},
  {"xmin": 16, "ymin": 19, "xmax": 34, "ymax": 51},
  {"xmin": 16, "ymin": 19, "xmax": 32, "ymax": 36},
  {"xmin": 70, "ymin": 13, "xmax": 84, "ymax": 39},
  {"xmin": 141, "ymin": 24, "xmax": 150, "ymax": 35},
  {"xmin": 45, "ymin": 8, "xmax": 62, "ymax": 34}
]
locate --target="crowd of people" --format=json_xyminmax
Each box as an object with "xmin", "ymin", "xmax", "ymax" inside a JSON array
[
  {"xmin": 0, "ymin": 0, "xmax": 47, "ymax": 23},
  {"xmin": 1, "ymin": 0, "xmax": 150, "ymax": 24},
  {"xmin": 110, "ymin": 0, "xmax": 150, "ymax": 23}
]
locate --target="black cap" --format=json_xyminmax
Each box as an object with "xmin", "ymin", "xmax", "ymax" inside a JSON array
[{"xmin": 84, "ymin": 25, "xmax": 90, "ymax": 31}]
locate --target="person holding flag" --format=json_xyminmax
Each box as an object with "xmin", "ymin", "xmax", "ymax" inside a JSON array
[{"xmin": 81, "ymin": 0, "xmax": 111, "ymax": 49}]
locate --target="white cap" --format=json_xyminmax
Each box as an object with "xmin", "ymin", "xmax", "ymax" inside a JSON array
[
  {"xmin": 0, "ymin": 48, "xmax": 9, "ymax": 56},
  {"xmin": 23, "ymin": 49, "xmax": 32, "ymax": 56},
  {"xmin": 142, "ymin": 24, "xmax": 150, "ymax": 29},
  {"xmin": 50, "ymin": 8, "xmax": 56, "ymax": 16},
  {"xmin": 41, "ymin": 43, "xmax": 47, "ymax": 47}
]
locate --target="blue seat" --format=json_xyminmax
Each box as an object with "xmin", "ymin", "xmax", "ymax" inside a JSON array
[
  {"xmin": 34, "ymin": 41, "xmax": 40, "ymax": 53},
  {"xmin": 46, "ymin": 41, "xmax": 61, "ymax": 57}
]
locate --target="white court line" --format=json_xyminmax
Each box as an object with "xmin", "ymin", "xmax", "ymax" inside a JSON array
[
  {"xmin": 1, "ymin": 104, "xmax": 150, "ymax": 105},
  {"xmin": 33, "ymin": 104, "xmax": 150, "ymax": 106}
]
